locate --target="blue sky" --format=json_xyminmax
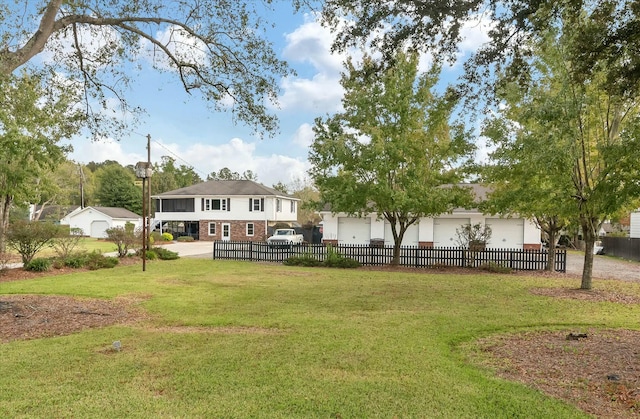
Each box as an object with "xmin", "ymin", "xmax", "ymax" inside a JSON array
[{"xmin": 59, "ymin": 7, "xmax": 492, "ymax": 188}]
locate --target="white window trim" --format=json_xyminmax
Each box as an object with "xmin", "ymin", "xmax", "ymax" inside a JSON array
[
  {"xmin": 246, "ymin": 223, "xmax": 254, "ymax": 236},
  {"xmin": 208, "ymin": 222, "xmax": 216, "ymax": 236}
]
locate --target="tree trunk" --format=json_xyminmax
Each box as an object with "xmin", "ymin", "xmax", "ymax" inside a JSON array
[
  {"xmin": 0, "ymin": 194, "xmax": 12, "ymax": 253},
  {"xmin": 547, "ymin": 229, "xmax": 557, "ymax": 271},
  {"xmin": 581, "ymin": 223, "xmax": 597, "ymax": 290}
]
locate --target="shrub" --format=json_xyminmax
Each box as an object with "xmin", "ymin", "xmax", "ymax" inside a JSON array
[
  {"xmin": 479, "ymin": 262, "xmax": 512, "ymax": 274},
  {"xmin": 284, "ymin": 255, "xmax": 323, "ymax": 267},
  {"xmin": 150, "ymin": 231, "xmax": 163, "ymax": 243},
  {"xmin": 6, "ymin": 220, "xmax": 60, "ymax": 264},
  {"xmin": 50, "ymin": 227, "xmax": 84, "ymax": 259},
  {"xmin": 153, "ymin": 247, "xmax": 179, "ymax": 260},
  {"xmin": 161, "ymin": 232, "xmax": 174, "ymax": 241},
  {"xmin": 85, "ymin": 251, "xmax": 119, "ymax": 270},
  {"xmin": 106, "ymin": 226, "xmax": 138, "ymax": 257},
  {"xmin": 25, "ymin": 258, "xmax": 52, "ymax": 272},
  {"xmin": 324, "ymin": 244, "xmax": 361, "ymax": 269},
  {"xmin": 145, "ymin": 250, "xmax": 157, "ymax": 260},
  {"xmin": 177, "ymin": 236, "xmax": 194, "ymax": 242},
  {"xmin": 64, "ymin": 253, "xmax": 89, "ymax": 268}
]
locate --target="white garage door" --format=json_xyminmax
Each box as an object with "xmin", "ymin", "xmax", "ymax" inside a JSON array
[
  {"xmin": 90, "ymin": 220, "xmax": 110, "ymax": 238},
  {"xmin": 486, "ymin": 218, "xmax": 524, "ymax": 249},
  {"xmin": 433, "ymin": 218, "xmax": 470, "ymax": 248},
  {"xmin": 338, "ymin": 217, "xmax": 371, "ymax": 245},
  {"xmin": 384, "ymin": 221, "xmax": 419, "ymax": 246}
]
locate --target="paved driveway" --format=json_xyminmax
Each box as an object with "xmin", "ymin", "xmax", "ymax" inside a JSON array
[
  {"xmin": 565, "ymin": 251, "xmax": 640, "ymax": 282},
  {"xmin": 160, "ymin": 241, "xmax": 213, "ymax": 258}
]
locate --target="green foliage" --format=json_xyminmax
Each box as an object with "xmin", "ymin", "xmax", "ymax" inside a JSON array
[
  {"xmin": 283, "ymin": 255, "xmax": 324, "ymax": 267},
  {"xmin": 479, "ymin": 262, "xmax": 513, "ymax": 274},
  {"xmin": 84, "ymin": 251, "xmax": 119, "ymax": 270},
  {"xmin": 95, "ymin": 165, "xmax": 142, "ymax": 214},
  {"xmin": 24, "ymin": 257, "xmax": 52, "ymax": 272},
  {"xmin": 0, "ymin": 72, "xmax": 83, "ymax": 253},
  {"xmin": 6, "ymin": 221, "xmax": 60, "ymax": 264},
  {"xmin": 177, "ymin": 236, "xmax": 195, "ymax": 242},
  {"xmin": 50, "ymin": 228, "xmax": 84, "ymax": 259},
  {"xmin": 152, "ymin": 247, "xmax": 179, "ymax": 260},
  {"xmin": 309, "ymin": 50, "xmax": 473, "ymax": 264},
  {"xmin": 161, "ymin": 232, "xmax": 173, "ymax": 241},
  {"xmin": 323, "ymin": 245, "xmax": 361, "ymax": 268},
  {"xmin": 105, "ymin": 226, "xmax": 137, "ymax": 257},
  {"xmin": 63, "ymin": 253, "xmax": 89, "ymax": 269}
]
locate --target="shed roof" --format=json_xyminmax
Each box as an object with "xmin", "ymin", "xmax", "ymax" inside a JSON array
[{"xmin": 80, "ymin": 206, "xmax": 141, "ymax": 219}]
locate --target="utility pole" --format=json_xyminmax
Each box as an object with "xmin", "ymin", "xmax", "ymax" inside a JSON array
[{"xmin": 147, "ymin": 134, "xmax": 152, "ymax": 251}]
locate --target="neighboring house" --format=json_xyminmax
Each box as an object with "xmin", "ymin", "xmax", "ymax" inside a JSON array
[
  {"xmin": 152, "ymin": 180, "xmax": 300, "ymax": 241},
  {"xmin": 319, "ymin": 184, "xmax": 542, "ymax": 250},
  {"xmin": 60, "ymin": 206, "xmax": 142, "ymax": 238},
  {"xmin": 630, "ymin": 211, "xmax": 640, "ymax": 238}
]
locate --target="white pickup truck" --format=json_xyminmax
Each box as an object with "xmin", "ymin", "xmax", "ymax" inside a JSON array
[{"xmin": 266, "ymin": 229, "xmax": 304, "ymax": 247}]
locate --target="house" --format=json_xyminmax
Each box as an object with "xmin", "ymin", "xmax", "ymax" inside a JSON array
[
  {"xmin": 60, "ymin": 206, "xmax": 142, "ymax": 238},
  {"xmin": 319, "ymin": 184, "xmax": 542, "ymax": 250},
  {"xmin": 152, "ymin": 180, "xmax": 300, "ymax": 241}
]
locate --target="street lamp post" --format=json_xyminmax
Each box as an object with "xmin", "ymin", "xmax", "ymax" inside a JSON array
[{"xmin": 135, "ymin": 162, "xmax": 153, "ymax": 272}]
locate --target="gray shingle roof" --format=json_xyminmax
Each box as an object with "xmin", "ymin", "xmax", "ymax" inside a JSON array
[
  {"xmin": 91, "ymin": 206, "xmax": 141, "ymax": 219},
  {"xmin": 154, "ymin": 180, "xmax": 295, "ymax": 198}
]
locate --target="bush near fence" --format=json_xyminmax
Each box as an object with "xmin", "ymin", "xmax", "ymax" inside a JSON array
[{"xmin": 212, "ymin": 242, "xmax": 567, "ymax": 272}]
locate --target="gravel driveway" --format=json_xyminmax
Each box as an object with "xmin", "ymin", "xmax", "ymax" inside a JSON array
[{"xmin": 565, "ymin": 251, "xmax": 640, "ymax": 282}]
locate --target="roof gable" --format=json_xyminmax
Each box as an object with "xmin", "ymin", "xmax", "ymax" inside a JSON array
[
  {"xmin": 72, "ymin": 206, "xmax": 141, "ymax": 219},
  {"xmin": 155, "ymin": 180, "xmax": 295, "ymax": 198}
]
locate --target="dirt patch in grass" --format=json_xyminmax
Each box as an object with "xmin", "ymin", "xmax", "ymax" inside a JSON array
[
  {"xmin": 0, "ymin": 294, "xmax": 148, "ymax": 343},
  {"xmin": 476, "ymin": 328, "xmax": 640, "ymax": 418}
]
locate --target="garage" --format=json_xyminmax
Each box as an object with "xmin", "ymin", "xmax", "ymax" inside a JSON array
[
  {"xmin": 90, "ymin": 220, "xmax": 110, "ymax": 238},
  {"xmin": 433, "ymin": 218, "xmax": 470, "ymax": 248},
  {"xmin": 384, "ymin": 221, "xmax": 419, "ymax": 247},
  {"xmin": 486, "ymin": 218, "xmax": 524, "ymax": 249},
  {"xmin": 338, "ymin": 217, "xmax": 371, "ymax": 245}
]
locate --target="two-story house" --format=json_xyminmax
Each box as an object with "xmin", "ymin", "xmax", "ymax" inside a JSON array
[{"xmin": 152, "ymin": 180, "xmax": 299, "ymax": 241}]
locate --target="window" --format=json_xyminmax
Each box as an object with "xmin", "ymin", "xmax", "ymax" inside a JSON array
[
  {"xmin": 276, "ymin": 199, "xmax": 281, "ymax": 212},
  {"xmin": 159, "ymin": 198, "xmax": 195, "ymax": 212},
  {"xmin": 203, "ymin": 198, "xmax": 230, "ymax": 211},
  {"xmin": 249, "ymin": 198, "xmax": 264, "ymax": 212},
  {"xmin": 246, "ymin": 223, "xmax": 254, "ymax": 236},
  {"xmin": 290, "ymin": 200, "xmax": 296, "ymax": 213},
  {"xmin": 208, "ymin": 222, "xmax": 216, "ymax": 236}
]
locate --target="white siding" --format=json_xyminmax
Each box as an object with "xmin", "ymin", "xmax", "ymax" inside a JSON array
[
  {"xmin": 631, "ymin": 212, "xmax": 640, "ymax": 238},
  {"xmin": 433, "ymin": 218, "xmax": 470, "ymax": 248},
  {"xmin": 486, "ymin": 218, "xmax": 524, "ymax": 249},
  {"xmin": 384, "ymin": 221, "xmax": 419, "ymax": 246},
  {"xmin": 338, "ymin": 217, "xmax": 371, "ymax": 244}
]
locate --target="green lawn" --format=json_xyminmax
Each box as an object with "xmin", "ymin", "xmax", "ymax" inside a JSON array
[
  {"xmin": 6, "ymin": 237, "xmax": 117, "ymax": 261},
  {"xmin": 2, "ymin": 259, "xmax": 639, "ymax": 417}
]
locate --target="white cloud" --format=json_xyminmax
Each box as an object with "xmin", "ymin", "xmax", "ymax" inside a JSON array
[
  {"xmin": 292, "ymin": 123, "xmax": 315, "ymax": 148},
  {"xmin": 69, "ymin": 135, "xmax": 308, "ymax": 187}
]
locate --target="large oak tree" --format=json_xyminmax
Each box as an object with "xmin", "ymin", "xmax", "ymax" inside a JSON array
[{"xmin": 1, "ymin": 0, "xmax": 298, "ymax": 136}]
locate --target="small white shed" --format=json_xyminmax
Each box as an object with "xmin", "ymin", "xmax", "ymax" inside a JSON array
[
  {"xmin": 60, "ymin": 206, "xmax": 142, "ymax": 238},
  {"xmin": 630, "ymin": 211, "xmax": 640, "ymax": 238}
]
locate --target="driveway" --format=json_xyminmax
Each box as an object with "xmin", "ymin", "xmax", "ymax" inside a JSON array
[
  {"xmin": 160, "ymin": 241, "xmax": 213, "ymax": 258},
  {"xmin": 565, "ymin": 251, "xmax": 640, "ymax": 282}
]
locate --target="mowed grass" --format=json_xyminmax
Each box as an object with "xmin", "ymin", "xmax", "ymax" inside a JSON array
[
  {"xmin": 6, "ymin": 237, "xmax": 118, "ymax": 260},
  {"xmin": 2, "ymin": 259, "xmax": 640, "ymax": 418}
]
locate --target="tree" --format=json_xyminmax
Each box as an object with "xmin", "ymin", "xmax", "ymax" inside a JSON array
[
  {"xmin": 481, "ymin": 30, "xmax": 640, "ymax": 288},
  {"xmin": 1, "ymin": 0, "xmax": 299, "ymax": 137},
  {"xmin": 0, "ymin": 73, "xmax": 82, "ymax": 252},
  {"xmin": 6, "ymin": 220, "xmax": 60, "ymax": 265},
  {"xmin": 309, "ymin": 51, "xmax": 474, "ymax": 265},
  {"xmin": 207, "ymin": 167, "xmax": 258, "ymax": 181},
  {"xmin": 321, "ymin": 0, "xmax": 640, "ymax": 99},
  {"xmin": 94, "ymin": 164, "xmax": 142, "ymax": 214}
]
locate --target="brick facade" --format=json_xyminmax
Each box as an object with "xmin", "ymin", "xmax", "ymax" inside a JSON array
[
  {"xmin": 523, "ymin": 243, "xmax": 542, "ymax": 250},
  {"xmin": 199, "ymin": 220, "xmax": 267, "ymax": 242}
]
